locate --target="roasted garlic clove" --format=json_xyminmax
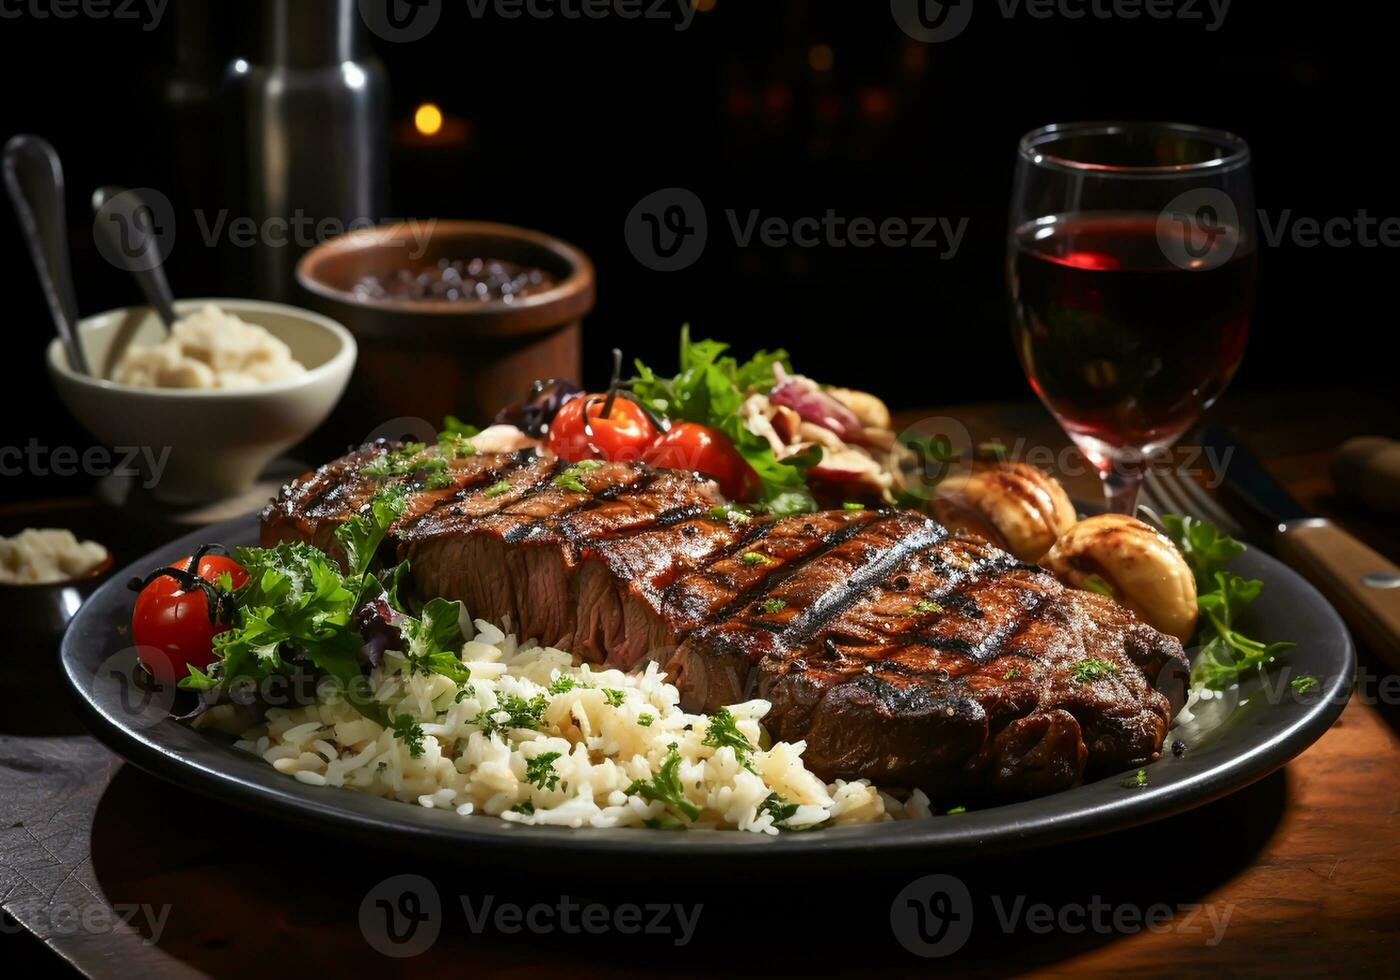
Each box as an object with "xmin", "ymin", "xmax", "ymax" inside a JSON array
[
  {"xmin": 1042, "ymin": 514, "xmax": 1199, "ymax": 643},
  {"xmin": 933, "ymin": 461, "xmax": 1077, "ymax": 561},
  {"xmin": 827, "ymin": 387, "xmax": 893, "ymax": 432}
]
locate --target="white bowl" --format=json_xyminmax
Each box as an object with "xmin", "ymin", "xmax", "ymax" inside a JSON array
[{"xmin": 47, "ymin": 298, "xmax": 356, "ymax": 503}]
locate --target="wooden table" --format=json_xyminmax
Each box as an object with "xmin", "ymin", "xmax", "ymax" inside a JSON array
[{"xmin": 3, "ymin": 393, "xmax": 1398, "ymax": 978}]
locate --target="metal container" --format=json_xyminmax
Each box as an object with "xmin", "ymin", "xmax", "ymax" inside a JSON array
[{"xmin": 223, "ymin": 0, "xmax": 389, "ymax": 301}]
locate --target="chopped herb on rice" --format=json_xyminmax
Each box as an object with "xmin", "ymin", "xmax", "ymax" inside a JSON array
[{"xmin": 228, "ymin": 615, "xmax": 907, "ymax": 833}]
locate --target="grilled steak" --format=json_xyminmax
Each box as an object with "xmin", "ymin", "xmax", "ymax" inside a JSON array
[{"xmin": 262, "ymin": 443, "xmax": 1189, "ymax": 799}]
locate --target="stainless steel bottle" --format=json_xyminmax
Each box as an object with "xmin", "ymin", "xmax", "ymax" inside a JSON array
[{"xmin": 224, "ymin": 0, "xmax": 388, "ymax": 301}]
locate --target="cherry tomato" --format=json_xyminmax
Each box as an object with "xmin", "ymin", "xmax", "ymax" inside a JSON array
[
  {"xmin": 131, "ymin": 553, "xmax": 247, "ymax": 686},
  {"xmin": 643, "ymin": 422, "xmax": 758, "ymax": 500},
  {"xmin": 547, "ymin": 394, "xmax": 658, "ymax": 463}
]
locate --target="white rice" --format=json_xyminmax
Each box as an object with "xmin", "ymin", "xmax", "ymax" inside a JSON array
[{"xmin": 212, "ymin": 617, "xmax": 931, "ymax": 833}]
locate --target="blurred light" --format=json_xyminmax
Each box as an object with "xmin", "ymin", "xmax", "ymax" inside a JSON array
[
  {"xmin": 415, "ymin": 103, "xmax": 444, "ymax": 137},
  {"xmin": 857, "ymin": 86, "xmax": 894, "ymax": 123},
  {"xmin": 342, "ymin": 61, "xmax": 367, "ymax": 89},
  {"xmin": 808, "ymin": 43, "xmax": 834, "ymax": 72},
  {"xmin": 725, "ymin": 88, "xmax": 754, "ymax": 117},
  {"xmin": 232, "ymin": 58, "xmax": 249, "ymax": 75},
  {"xmin": 900, "ymin": 42, "xmax": 927, "ymax": 76},
  {"xmin": 763, "ymin": 82, "xmax": 790, "ymax": 114},
  {"xmin": 693, "ymin": 0, "xmax": 716, "ymax": 11}
]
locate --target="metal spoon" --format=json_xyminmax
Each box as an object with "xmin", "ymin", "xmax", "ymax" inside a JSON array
[
  {"xmin": 2, "ymin": 134, "xmax": 89, "ymax": 374},
  {"xmin": 91, "ymin": 185, "xmax": 178, "ymax": 330}
]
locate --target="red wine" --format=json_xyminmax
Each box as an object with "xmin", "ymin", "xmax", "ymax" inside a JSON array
[{"xmin": 1010, "ymin": 212, "xmax": 1254, "ymax": 455}]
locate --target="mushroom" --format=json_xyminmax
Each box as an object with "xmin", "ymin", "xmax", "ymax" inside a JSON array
[
  {"xmin": 931, "ymin": 461, "xmax": 1077, "ymax": 561},
  {"xmin": 1042, "ymin": 514, "xmax": 1199, "ymax": 643}
]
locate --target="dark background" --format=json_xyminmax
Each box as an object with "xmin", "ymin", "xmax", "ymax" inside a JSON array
[{"xmin": 2, "ymin": 0, "xmax": 1395, "ymax": 502}]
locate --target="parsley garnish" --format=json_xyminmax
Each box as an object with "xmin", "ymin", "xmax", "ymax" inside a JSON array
[
  {"xmin": 477, "ymin": 693, "xmax": 549, "ymax": 734},
  {"xmin": 709, "ymin": 504, "xmax": 753, "ymax": 524},
  {"xmin": 553, "ymin": 473, "xmax": 588, "ymax": 493},
  {"xmin": 438, "ymin": 430, "xmax": 476, "ymax": 459},
  {"xmin": 759, "ymin": 792, "xmax": 800, "ymax": 826},
  {"xmin": 602, "ymin": 688, "xmax": 626, "ymax": 707},
  {"xmin": 363, "ymin": 443, "xmax": 450, "ymax": 483},
  {"xmin": 1069, "ymin": 658, "xmax": 1119, "ymax": 683},
  {"xmin": 391, "ymin": 715, "xmax": 426, "ymax": 758},
  {"xmin": 1003, "ymin": 668, "xmax": 1023, "ymax": 680},
  {"xmin": 760, "ymin": 598, "xmax": 787, "ymax": 614},
  {"xmin": 547, "ymin": 675, "xmax": 577, "ymax": 695},
  {"xmin": 741, "ymin": 551, "xmax": 773, "ymax": 566},
  {"xmin": 526, "ymin": 751, "xmax": 563, "ymax": 791},
  {"xmin": 905, "ymin": 599, "xmax": 942, "ymax": 615},
  {"xmin": 702, "ymin": 707, "xmax": 758, "ymax": 773},
  {"xmin": 511, "ymin": 800, "xmax": 535, "ymax": 815},
  {"xmin": 946, "ymin": 805, "xmax": 967, "ymax": 815},
  {"xmin": 551, "ymin": 460, "xmax": 602, "ymax": 494},
  {"xmin": 1291, "ymin": 674, "xmax": 1319, "ymax": 695},
  {"xmin": 842, "ymin": 502, "xmax": 866, "ymax": 511},
  {"xmin": 1083, "ymin": 575, "xmax": 1116, "ymax": 598},
  {"xmin": 483, "ymin": 479, "xmax": 512, "ymax": 498},
  {"xmin": 625, "ymin": 745, "xmax": 701, "ymax": 822},
  {"xmin": 1122, "ymin": 769, "xmax": 1149, "ymax": 789},
  {"xmin": 1161, "ymin": 515, "xmax": 1295, "ymax": 689},
  {"xmin": 637, "ymin": 713, "xmax": 655, "ymax": 727}
]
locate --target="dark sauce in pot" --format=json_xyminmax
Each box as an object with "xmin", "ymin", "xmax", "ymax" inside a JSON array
[{"xmin": 353, "ymin": 257, "xmax": 557, "ymax": 304}]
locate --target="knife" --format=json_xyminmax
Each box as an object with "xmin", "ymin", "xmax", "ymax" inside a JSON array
[{"xmin": 1204, "ymin": 426, "xmax": 1400, "ymax": 662}]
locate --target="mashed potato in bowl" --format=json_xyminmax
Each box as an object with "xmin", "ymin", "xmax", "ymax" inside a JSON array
[
  {"xmin": 0, "ymin": 528, "xmax": 108, "ymax": 585},
  {"xmin": 113, "ymin": 304, "xmax": 307, "ymax": 389}
]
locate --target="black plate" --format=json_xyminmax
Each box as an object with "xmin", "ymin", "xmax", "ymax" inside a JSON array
[{"xmin": 60, "ymin": 514, "xmax": 1354, "ymax": 871}]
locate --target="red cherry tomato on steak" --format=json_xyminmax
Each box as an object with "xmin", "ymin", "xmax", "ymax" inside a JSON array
[
  {"xmin": 547, "ymin": 394, "xmax": 658, "ymax": 463},
  {"xmin": 643, "ymin": 422, "xmax": 758, "ymax": 501},
  {"xmin": 131, "ymin": 554, "xmax": 247, "ymax": 686}
]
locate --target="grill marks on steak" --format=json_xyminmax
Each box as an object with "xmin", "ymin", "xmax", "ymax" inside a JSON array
[
  {"xmin": 261, "ymin": 447, "xmax": 1189, "ymax": 799},
  {"xmin": 728, "ymin": 534, "xmax": 1186, "ymax": 797},
  {"xmin": 401, "ymin": 458, "xmax": 726, "ymax": 665}
]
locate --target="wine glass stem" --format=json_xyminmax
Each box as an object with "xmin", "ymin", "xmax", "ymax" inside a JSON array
[{"xmin": 1102, "ymin": 458, "xmax": 1146, "ymax": 515}]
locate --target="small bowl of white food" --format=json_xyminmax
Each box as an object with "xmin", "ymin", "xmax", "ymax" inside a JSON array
[{"xmin": 47, "ymin": 299, "xmax": 356, "ymax": 502}]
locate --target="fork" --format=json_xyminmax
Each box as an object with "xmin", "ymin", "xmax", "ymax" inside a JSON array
[{"xmin": 1140, "ymin": 465, "xmax": 1245, "ymax": 538}]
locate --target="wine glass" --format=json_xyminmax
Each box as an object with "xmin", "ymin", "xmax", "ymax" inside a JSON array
[{"xmin": 1008, "ymin": 122, "xmax": 1256, "ymax": 513}]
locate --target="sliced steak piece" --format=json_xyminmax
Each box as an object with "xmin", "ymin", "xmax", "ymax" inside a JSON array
[
  {"xmin": 399, "ymin": 460, "xmax": 726, "ymax": 664},
  {"xmin": 260, "ymin": 443, "xmax": 533, "ymax": 561},
  {"xmin": 671, "ymin": 513, "xmax": 1189, "ymax": 797}
]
